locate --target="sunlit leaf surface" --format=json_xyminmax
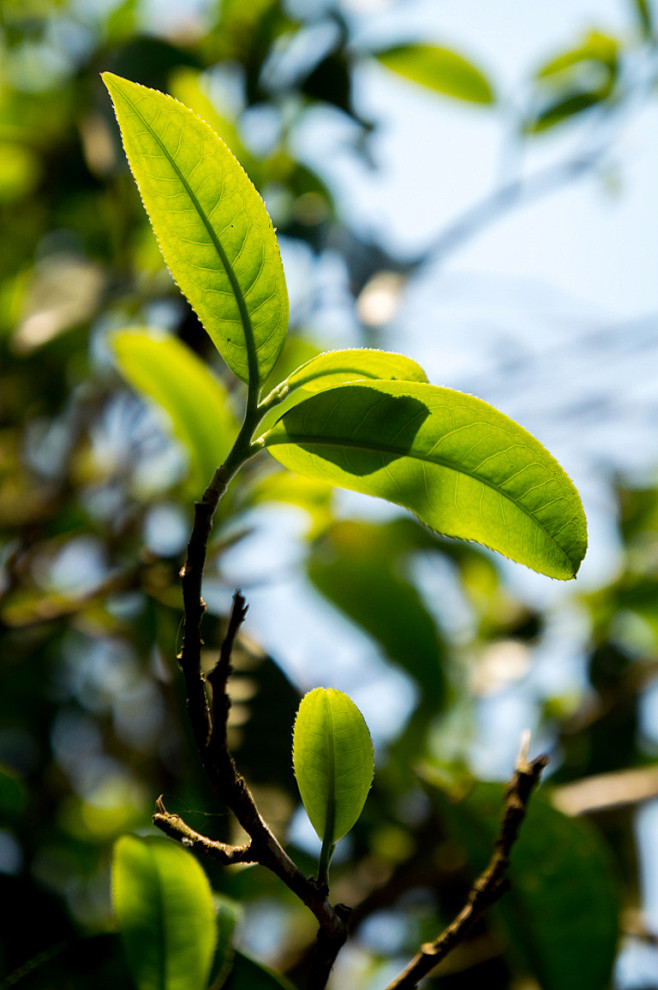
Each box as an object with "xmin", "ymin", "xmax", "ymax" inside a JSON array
[
  {"xmin": 293, "ymin": 688, "xmax": 374, "ymax": 846},
  {"xmin": 103, "ymin": 73, "xmax": 288, "ymax": 386},
  {"xmin": 112, "ymin": 835, "xmax": 216, "ymax": 990},
  {"xmin": 261, "ymin": 381, "xmax": 587, "ymax": 579}
]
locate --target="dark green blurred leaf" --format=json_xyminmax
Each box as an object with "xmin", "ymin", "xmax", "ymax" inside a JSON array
[
  {"xmin": 631, "ymin": 0, "xmax": 654, "ymax": 35},
  {"xmin": 308, "ymin": 519, "xmax": 448, "ymax": 706},
  {"xmin": 433, "ymin": 780, "xmax": 620, "ymax": 990},
  {"xmin": 526, "ymin": 90, "xmax": 607, "ymax": 134},
  {"xmin": 527, "ymin": 31, "xmax": 618, "ymax": 133},
  {"xmin": 0, "ymin": 766, "xmax": 26, "ymax": 817},
  {"xmin": 376, "ymin": 44, "xmax": 495, "ymax": 104},
  {"xmin": 207, "ymin": 896, "xmax": 242, "ymax": 990},
  {"xmin": 224, "ymin": 951, "xmax": 295, "ymax": 990}
]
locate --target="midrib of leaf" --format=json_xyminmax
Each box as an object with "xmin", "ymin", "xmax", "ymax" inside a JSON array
[
  {"xmin": 291, "ymin": 365, "xmax": 396, "ymax": 390},
  {"xmin": 121, "ymin": 88, "xmax": 259, "ymax": 390},
  {"xmin": 263, "ymin": 432, "xmax": 576, "ymax": 569},
  {"xmin": 318, "ymin": 697, "xmax": 336, "ymax": 880},
  {"xmin": 324, "ymin": 698, "xmax": 336, "ymax": 844},
  {"xmin": 153, "ymin": 853, "xmax": 167, "ymax": 990}
]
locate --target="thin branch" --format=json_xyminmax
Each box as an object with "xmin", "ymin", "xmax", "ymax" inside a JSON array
[
  {"xmin": 383, "ymin": 744, "xmax": 548, "ymax": 990},
  {"xmin": 153, "ymin": 796, "xmax": 256, "ymax": 864},
  {"xmin": 177, "ymin": 467, "xmax": 230, "ymax": 754},
  {"xmin": 155, "ymin": 574, "xmax": 349, "ymax": 986}
]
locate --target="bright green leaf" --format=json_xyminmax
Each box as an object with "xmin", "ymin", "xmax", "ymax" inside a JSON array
[
  {"xmin": 112, "ymin": 835, "xmax": 217, "ymax": 990},
  {"xmin": 259, "ymin": 347, "xmax": 428, "ymax": 432},
  {"xmin": 102, "ymin": 73, "xmax": 288, "ymax": 387},
  {"xmin": 284, "ymin": 348, "xmax": 428, "ymax": 392},
  {"xmin": 260, "ymin": 381, "xmax": 587, "ymax": 580},
  {"xmin": 434, "ymin": 782, "xmax": 620, "ymax": 990},
  {"xmin": 376, "ymin": 44, "xmax": 495, "ymax": 104},
  {"xmin": 112, "ymin": 330, "xmax": 239, "ymax": 489},
  {"xmin": 536, "ymin": 31, "xmax": 618, "ymax": 80},
  {"xmin": 293, "ymin": 688, "xmax": 374, "ymax": 876}
]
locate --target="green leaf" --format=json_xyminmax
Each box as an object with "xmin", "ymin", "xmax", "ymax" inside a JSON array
[
  {"xmin": 536, "ymin": 31, "xmax": 618, "ymax": 80},
  {"xmin": 433, "ymin": 781, "xmax": 620, "ymax": 990},
  {"xmin": 112, "ymin": 835, "xmax": 217, "ymax": 990},
  {"xmin": 284, "ymin": 348, "xmax": 428, "ymax": 392},
  {"xmin": 224, "ymin": 951, "xmax": 295, "ymax": 990},
  {"xmin": 376, "ymin": 44, "xmax": 495, "ymax": 104},
  {"xmin": 102, "ymin": 73, "xmax": 288, "ymax": 387},
  {"xmin": 259, "ymin": 347, "xmax": 429, "ymax": 432},
  {"xmin": 207, "ymin": 895, "xmax": 242, "ymax": 990},
  {"xmin": 525, "ymin": 90, "xmax": 607, "ymax": 134},
  {"xmin": 308, "ymin": 520, "xmax": 447, "ymax": 706},
  {"xmin": 260, "ymin": 381, "xmax": 587, "ymax": 580},
  {"xmin": 293, "ymin": 688, "xmax": 374, "ymax": 878},
  {"xmin": 112, "ymin": 330, "xmax": 239, "ymax": 488},
  {"xmin": 631, "ymin": 0, "xmax": 654, "ymax": 35}
]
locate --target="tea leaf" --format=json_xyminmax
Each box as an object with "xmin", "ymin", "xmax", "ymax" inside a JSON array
[
  {"xmin": 103, "ymin": 73, "xmax": 288, "ymax": 387},
  {"xmin": 261, "ymin": 381, "xmax": 587, "ymax": 579}
]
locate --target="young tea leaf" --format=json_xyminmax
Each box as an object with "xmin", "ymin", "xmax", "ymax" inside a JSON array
[
  {"xmin": 293, "ymin": 688, "xmax": 374, "ymax": 880},
  {"xmin": 258, "ymin": 347, "xmax": 429, "ymax": 432},
  {"xmin": 113, "ymin": 330, "xmax": 239, "ymax": 488},
  {"xmin": 284, "ymin": 348, "xmax": 428, "ymax": 392},
  {"xmin": 376, "ymin": 44, "xmax": 495, "ymax": 104},
  {"xmin": 112, "ymin": 835, "xmax": 217, "ymax": 990},
  {"xmin": 102, "ymin": 73, "xmax": 288, "ymax": 388},
  {"xmin": 260, "ymin": 381, "xmax": 587, "ymax": 580}
]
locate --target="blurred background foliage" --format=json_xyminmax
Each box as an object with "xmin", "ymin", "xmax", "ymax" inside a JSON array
[{"xmin": 1, "ymin": 0, "xmax": 658, "ymax": 987}]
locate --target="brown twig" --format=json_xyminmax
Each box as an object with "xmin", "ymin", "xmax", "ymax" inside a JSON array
[
  {"xmin": 155, "ymin": 535, "xmax": 350, "ymax": 986},
  {"xmin": 153, "ymin": 795, "xmax": 256, "ymax": 864},
  {"xmin": 383, "ymin": 740, "xmax": 548, "ymax": 990}
]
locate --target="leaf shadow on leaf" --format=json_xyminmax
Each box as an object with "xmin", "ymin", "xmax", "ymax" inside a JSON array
[{"xmin": 284, "ymin": 387, "xmax": 430, "ymax": 477}]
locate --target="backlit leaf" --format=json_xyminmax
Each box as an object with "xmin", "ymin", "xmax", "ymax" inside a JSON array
[
  {"xmin": 259, "ymin": 347, "xmax": 428, "ymax": 432},
  {"xmin": 112, "ymin": 835, "xmax": 216, "ymax": 990},
  {"xmin": 284, "ymin": 348, "xmax": 428, "ymax": 392},
  {"xmin": 113, "ymin": 330, "xmax": 239, "ymax": 488},
  {"xmin": 260, "ymin": 381, "xmax": 587, "ymax": 580},
  {"xmin": 103, "ymin": 73, "xmax": 288, "ymax": 387},
  {"xmin": 293, "ymin": 688, "xmax": 374, "ymax": 847},
  {"xmin": 376, "ymin": 44, "xmax": 495, "ymax": 104}
]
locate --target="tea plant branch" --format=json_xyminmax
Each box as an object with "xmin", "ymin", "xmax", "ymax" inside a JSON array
[
  {"xmin": 153, "ymin": 797, "xmax": 257, "ymax": 864},
  {"xmin": 177, "ymin": 405, "xmax": 260, "ymax": 755},
  {"xmin": 155, "ymin": 575, "xmax": 350, "ymax": 979},
  {"xmin": 383, "ymin": 744, "xmax": 548, "ymax": 990}
]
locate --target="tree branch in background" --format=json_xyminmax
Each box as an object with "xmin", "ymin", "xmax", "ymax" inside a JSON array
[{"xmin": 383, "ymin": 741, "xmax": 548, "ymax": 990}]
